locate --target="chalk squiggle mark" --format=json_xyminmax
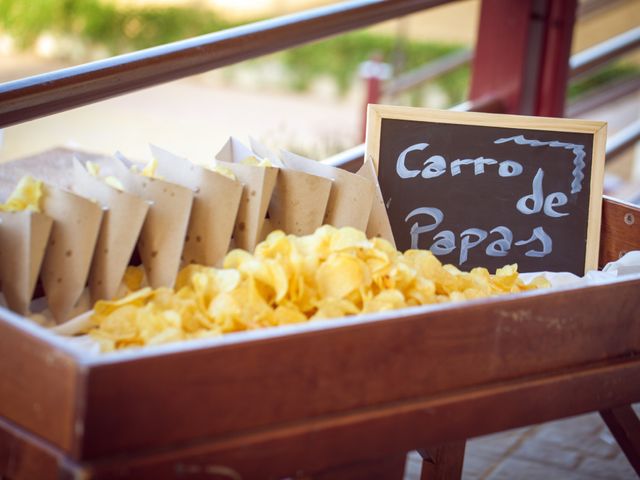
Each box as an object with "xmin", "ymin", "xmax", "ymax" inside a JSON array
[{"xmin": 494, "ymin": 135, "xmax": 586, "ymax": 194}]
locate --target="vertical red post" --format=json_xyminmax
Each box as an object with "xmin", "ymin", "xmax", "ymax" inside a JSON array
[
  {"xmin": 535, "ymin": 0, "xmax": 577, "ymax": 117},
  {"xmin": 362, "ymin": 74, "xmax": 382, "ymax": 141},
  {"xmin": 469, "ymin": 0, "xmax": 577, "ymax": 117},
  {"xmin": 360, "ymin": 54, "xmax": 390, "ymax": 141}
]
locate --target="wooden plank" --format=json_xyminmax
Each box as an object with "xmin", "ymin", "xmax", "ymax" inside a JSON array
[
  {"xmin": 0, "ymin": 307, "xmax": 81, "ymax": 455},
  {"xmin": 599, "ymin": 196, "xmax": 640, "ymax": 267},
  {"xmin": 79, "ymin": 356, "xmax": 640, "ymax": 479},
  {"xmin": 419, "ymin": 442, "xmax": 466, "ymax": 480},
  {"xmin": 0, "ymin": 416, "xmax": 82, "ymax": 480},
  {"xmin": 79, "ymin": 277, "xmax": 640, "ymax": 459},
  {"xmin": 600, "ymin": 406, "xmax": 640, "ymax": 475}
]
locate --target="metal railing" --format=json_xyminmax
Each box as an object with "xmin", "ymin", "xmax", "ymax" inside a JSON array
[
  {"xmin": 324, "ymin": 95, "xmax": 505, "ymax": 171},
  {"xmin": 375, "ymin": 8, "xmax": 640, "ymax": 105},
  {"xmin": 0, "ymin": 0, "xmax": 454, "ymax": 129},
  {"xmin": 383, "ymin": 49, "xmax": 472, "ymax": 99},
  {"xmin": 569, "ymin": 26, "xmax": 640, "ymax": 78},
  {"xmin": 606, "ymin": 120, "xmax": 640, "ymax": 160},
  {"xmin": 0, "ymin": 0, "xmax": 637, "ymax": 171}
]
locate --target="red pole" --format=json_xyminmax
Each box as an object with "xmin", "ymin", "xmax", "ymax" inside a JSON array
[
  {"xmin": 469, "ymin": 0, "xmax": 577, "ymax": 117},
  {"xmin": 360, "ymin": 54, "xmax": 390, "ymax": 141},
  {"xmin": 536, "ymin": 0, "xmax": 577, "ymax": 117},
  {"xmin": 363, "ymin": 75, "xmax": 381, "ymax": 141}
]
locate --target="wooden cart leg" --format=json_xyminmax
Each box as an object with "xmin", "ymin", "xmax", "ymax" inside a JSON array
[
  {"xmin": 418, "ymin": 441, "xmax": 466, "ymax": 480},
  {"xmin": 600, "ymin": 405, "xmax": 640, "ymax": 476}
]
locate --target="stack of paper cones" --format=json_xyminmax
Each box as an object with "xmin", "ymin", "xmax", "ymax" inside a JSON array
[
  {"xmin": 215, "ymin": 137, "xmax": 278, "ymax": 251},
  {"xmin": 72, "ymin": 159, "xmax": 149, "ymax": 302},
  {"xmin": 110, "ymin": 155, "xmax": 194, "ymax": 288},
  {"xmin": 280, "ymin": 150, "xmax": 376, "ymax": 231},
  {"xmin": 248, "ymin": 138, "xmax": 333, "ymax": 237},
  {"xmin": 150, "ymin": 144, "xmax": 243, "ymax": 267}
]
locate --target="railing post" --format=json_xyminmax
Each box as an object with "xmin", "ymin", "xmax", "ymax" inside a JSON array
[
  {"xmin": 469, "ymin": 0, "xmax": 577, "ymax": 117},
  {"xmin": 359, "ymin": 54, "xmax": 391, "ymax": 141},
  {"xmin": 535, "ymin": 0, "xmax": 577, "ymax": 117}
]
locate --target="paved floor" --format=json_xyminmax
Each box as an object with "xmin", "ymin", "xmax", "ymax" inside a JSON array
[{"xmin": 404, "ymin": 408, "xmax": 639, "ymax": 479}]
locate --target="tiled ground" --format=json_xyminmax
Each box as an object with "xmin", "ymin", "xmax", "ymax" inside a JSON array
[{"xmin": 404, "ymin": 407, "xmax": 639, "ymax": 479}]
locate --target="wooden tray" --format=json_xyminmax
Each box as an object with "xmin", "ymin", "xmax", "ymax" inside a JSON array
[{"xmin": 0, "ymin": 152, "xmax": 639, "ymax": 479}]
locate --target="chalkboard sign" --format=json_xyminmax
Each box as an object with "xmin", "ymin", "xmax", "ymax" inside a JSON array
[{"xmin": 366, "ymin": 105, "xmax": 607, "ymax": 275}]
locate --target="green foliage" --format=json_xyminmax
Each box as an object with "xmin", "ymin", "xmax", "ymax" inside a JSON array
[
  {"xmin": 1, "ymin": 0, "xmax": 638, "ymax": 109},
  {"xmin": 282, "ymin": 31, "xmax": 468, "ymax": 103},
  {"xmin": 0, "ymin": 0, "xmax": 233, "ymax": 54},
  {"xmin": 0, "ymin": 0, "xmax": 472, "ymax": 105},
  {"xmin": 568, "ymin": 62, "xmax": 640, "ymax": 99}
]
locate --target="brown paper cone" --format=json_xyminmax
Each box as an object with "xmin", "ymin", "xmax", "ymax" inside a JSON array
[
  {"xmin": 215, "ymin": 137, "xmax": 282, "ymax": 250},
  {"xmin": 222, "ymin": 163, "xmax": 278, "ymax": 252},
  {"xmin": 259, "ymin": 218, "xmax": 274, "ymax": 242},
  {"xmin": 356, "ymin": 156, "xmax": 396, "ymax": 246},
  {"xmin": 71, "ymin": 159, "xmax": 149, "ymax": 302},
  {"xmin": 0, "ymin": 211, "xmax": 53, "ymax": 315},
  {"xmin": 50, "ymin": 309, "xmax": 94, "ymax": 336},
  {"xmin": 247, "ymin": 137, "xmax": 331, "ymax": 236},
  {"xmin": 279, "ymin": 151, "xmax": 375, "ymax": 231},
  {"xmin": 150, "ymin": 144, "xmax": 243, "ymax": 266},
  {"xmin": 39, "ymin": 184, "xmax": 104, "ymax": 323},
  {"xmin": 269, "ymin": 169, "xmax": 332, "ymax": 236},
  {"xmin": 108, "ymin": 155, "xmax": 194, "ymax": 288}
]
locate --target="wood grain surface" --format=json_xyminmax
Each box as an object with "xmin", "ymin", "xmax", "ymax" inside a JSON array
[
  {"xmin": 68, "ymin": 357, "xmax": 640, "ymax": 478},
  {"xmin": 0, "ymin": 416, "xmax": 79, "ymax": 480},
  {"xmin": 600, "ymin": 405, "xmax": 640, "ymax": 476},
  {"xmin": 599, "ymin": 195, "xmax": 640, "ymax": 267},
  {"xmin": 0, "ymin": 309, "xmax": 80, "ymax": 454},
  {"xmin": 78, "ymin": 276, "xmax": 640, "ymax": 459}
]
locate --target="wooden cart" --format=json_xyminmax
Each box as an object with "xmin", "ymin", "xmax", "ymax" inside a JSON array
[
  {"xmin": 0, "ymin": 187, "xmax": 638, "ymax": 479},
  {"xmin": 1, "ymin": 1, "xmax": 639, "ymax": 478}
]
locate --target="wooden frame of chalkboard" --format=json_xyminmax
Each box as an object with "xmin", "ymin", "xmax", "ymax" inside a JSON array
[{"xmin": 366, "ymin": 105, "xmax": 607, "ymax": 275}]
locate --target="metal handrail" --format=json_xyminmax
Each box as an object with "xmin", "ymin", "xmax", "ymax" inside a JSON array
[
  {"xmin": 570, "ymin": 26, "xmax": 640, "ymax": 78},
  {"xmin": 606, "ymin": 120, "xmax": 640, "ymax": 161},
  {"xmin": 323, "ymin": 95, "xmax": 505, "ymax": 171},
  {"xmin": 566, "ymin": 73, "xmax": 640, "ymax": 117},
  {"xmin": 383, "ymin": 49, "xmax": 472, "ymax": 98},
  {"xmin": 377, "ymin": 26, "xmax": 640, "ymax": 104},
  {"xmin": 0, "ymin": 0, "xmax": 454, "ymax": 129}
]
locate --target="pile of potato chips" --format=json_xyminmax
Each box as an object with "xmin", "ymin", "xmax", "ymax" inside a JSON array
[
  {"xmin": 0, "ymin": 176, "xmax": 43, "ymax": 212},
  {"xmin": 88, "ymin": 226, "xmax": 549, "ymax": 351}
]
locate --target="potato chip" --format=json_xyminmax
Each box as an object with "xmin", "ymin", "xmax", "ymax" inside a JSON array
[
  {"xmin": 312, "ymin": 297, "xmax": 359, "ymax": 320},
  {"xmin": 86, "ymin": 161, "xmax": 100, "ymax": 177},
  {"xmin": 209, "ymin": 160, "xmax": 237, "ymax": 180},
  {"xmin": 316, "ymin": 253, "xmax": 370, "ymax": 300},
  {"xmin": 87, "ymin": 225, "xmax": 548, "ymax": 351},
  {"xmin": 104, "ymin": 176, "xmax": 125, "ymax": 191},
  {"xmin": 241, "ymin": 155, "xmax": 273, "ymax": 167},
  {"xmin": 0, "ymin": 176, "xmax": 43, "ymax": 213},
  {"xmin": 85, "ymin": 161, "xmax": 125, "ymax": 191},
  {"xmin": 141, "ymin": 157, "xmax": 159, "ymax": 178},
  {"xmin": 362, "ymin": 289, "xmax": 406, "ymax": 313},
  {"xmin": 122, "ymin": 265, "xmax": 146, "ymax": 292}
]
